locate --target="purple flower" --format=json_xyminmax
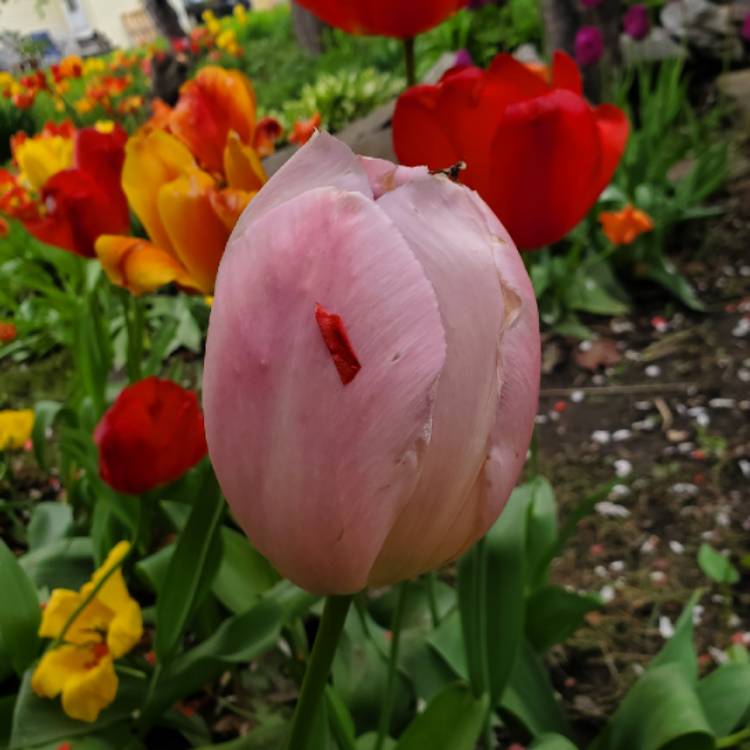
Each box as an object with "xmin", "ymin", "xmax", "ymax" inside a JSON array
[
  {"xmin": 575, "ymin": 26, "xmax": 604, "ymax": 66},
  {"xmin": 454, "ymin": 48, "xmax": 474, "ymax": 67},
  {"xmin": 742, "ymin": 12, "xmax": 750, "ymax": 42},
  {"xmin": 623, "ymin": 4, "xmax": 650, "ymax": 40}
]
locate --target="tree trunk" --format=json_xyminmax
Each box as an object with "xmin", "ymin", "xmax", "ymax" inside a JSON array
[
  {"xmin": 291, "ymin": 1, "xmax": 328, "ymax": 56},
  {"xmin": 144, "ymin": 0, "xmax": 186, "ymax": 39}
]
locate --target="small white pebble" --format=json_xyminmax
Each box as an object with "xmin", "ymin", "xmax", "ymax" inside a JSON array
[
  {"xmin": 651, "ymin": 571, "xmax": 667, "ymax": 585},
  {"xmin": 592, "ymin": 430, "xmax": 611, "ymax": 445},
  {"xmin": 709, "ymin": 646, "xmax": 729, "ymax": 665},
  {"xmin": 716, "ymin": 510, "xmax": 731, "ymax": 527},
  {"xmin": 635, "ymin": 401, "xmax": 653, "ymax": 411},
  {"xmin": 641, "ymin": 536, "xmax": 659, "ymax": 553},
  {"xmin": 610, "ymin": 319, "xmax": 634, "ymax": 334},
  {"xmin": 692, "ymin": 605, "xmax": 705, "ymax": 625},
  {"xmin": 738, "ymin": 369, "xmax": 750, "ymax": 383},
  {"xmin": 632, "ymin": 663, "xmax": 645, "ymax": 675},
  {"xmin": 610, "ymin": 560, "xmax": 625, "ymax": 572},
  {"xmin": 595, "ymin": 501, "xmax": 630, "ymax": 518},
  {"xmin": 609, "ymin": 484, "xmax": 631, "ymax": 500},
  {"xmin": 571, "ymin": 389, "xmax": 585, "ymax": 403},
  {"xmin": 645, "ymin": 365, "xmax": 661, "ymax": 378},
  {"xmin": 709, "ymin": 398, "xmax": 735, "ymax": 409},
  {"xmin": 613, "ymin": 429, "xmax": 632, "ymax": 441},
  {"xmin": 671, "ymin": 483, "xmax": 699, "ymax": 497},
  {"xmin": 669, "ymin": 540, "xmax": 685, "ymax": 554},
  {"xmin": 738, "ymin": 460, "xmax": 750, "ymax": 479},
  {"xmin": 659, "ymin": 616, "xmax": 675, "ymax": 639},
  {"xmin": 579, "ymin": 340, "xmax": 593, "ymax": 351},
  {"xmin": 732, "ymin": 318, "xmax": 750, "ymax": 337},
  {"xmin": 740, "ymin": 266, "xmax": 750, "ymax": 277},
  {"xmin": 535, "ymin": 414, "xmax": 549, "ymax": 425},
  {"xmin": 677, "ymin": 442, "xmax": 695, "ymax": 454},
  {"xmin": 633, "ymin": 417, "xmax": 658, "ymax": 431},
  {"xmin": 592, "ymin": 374, "xmax": 606, "ymax": 386},
  {"xmin": 614, "ymin": 459, "xmax": 633, "ymax": 478},
  {"xmin": 595, "ymin": 565, "xmax": 608, "ymax": 577},
  {"xmin": 696, "ymin": 413, "xmax": 710, "ymax": 427},
  {"xmin": 728, "ymin": 613, "xmax": 741, "ymax": 628},
  {"xmin": 600, "ymin": 585, "xmax": 616, "ymax": 603},
  {"xmin": 625, "ymin": 350, "xmax": 642, "ymax": 362}
]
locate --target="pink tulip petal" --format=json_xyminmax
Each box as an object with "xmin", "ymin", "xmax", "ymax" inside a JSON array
[
  {"xmin": 358, "ymin": 155, "xmax": 430, "ymax": 199},
  {"xmin": 467, "ymin": 197, "xmax": 541, "ymax": 532},
  {"xmin": 205, "ymin": 186, "xmax": 446, "ymax": 594},
  {"xmin": 228, "ymin": 131, "xmax": 372, "ymax": 246},
  {"xmin": 369, "ymin": 177, "xmax": 509, "ymax": 584}
]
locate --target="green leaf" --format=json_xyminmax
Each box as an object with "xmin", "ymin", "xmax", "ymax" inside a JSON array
[
  {"xmin": 428, "ymin": 609, "xmax": 468, "ymax": 679},
  {"xmin": 135, "ymin": 543, "xmax": 175, "ymax": 593},
  {"xmin": 393, "ymin": 684, "xmax": 489, "ymax": 750},
  {"xmin": 484, "ymin": 491, "xmax": 529, "ymax": 704},
  {"xmin": 525, "ymin": 586, "xmax": 601, "ymax": 652},
  {"xmin": 565, "ymin": 264, "xmax": 629, "ymax": 316},
  {"xmin": 697, "ymin": 663, "xmax": 750, "ymax": 736},
  {"xmin": 154, "ymin": 471, "xmax": 224, "ymax": 663},
  {"xmin": 500, "ymin": 640, "xmax": 570, "ymax": 738},
  {"xmin": 193, "ymin": 720, "xmax": 287, "ymax": 749},
  {"xmin": 0, "ymin": 540, "xmax": 40, "ymax": 675},
  {"xmin": 333, "ymin": 608, "xmax": 411, "ymax": 734},
  {"xmin": 144, "ymin": 599, "xmax": 284, "ymax": 723},
  {"xmin": 326, "ymin": 685, "xmax": 357, "ymax": 750},
  {"xmin": 590, "ymin": 663, "xmax": 713, "ymax": 750},
  {"xmin": 31, "ymin": 401, "xmax": 64, "ymax": 471},
  {"xmin": 212, "ymin": 529, "xmax": 279, "ymax": 614},
  {"xmin": 0, "ymin": 694, "xmax": 14, "ymax": 750},
  {"xmin": 27, "ymin": 502, "xmax": 73, "ymax": 551},
  {"xmin": 523, "ymin": 478, "xmax": 558, "ymax": 589},
  {"xmin": 650, "ymin": 591, "xmax": 701, "ymax": 682},
  {"xmin": 9, "ymin": 671, "xmax": 142, "ymax": 749},
  {"xmin": 529, "ymin": 734, "xmax": 580, "ymax": 750},
  {"xmin": 20, "ymin": 537, "xmax": 93, "ymax": 590},
  {"xmin": 357, "ymin": 734, "xmax": 397, "ymax": 749},
  {"xmin": 644, "ymin": 257, "xmax": 705, "ymax": 312},
  {"xmin": 697, "ymin": 544, "xmax": 740, "ymax": 585}
]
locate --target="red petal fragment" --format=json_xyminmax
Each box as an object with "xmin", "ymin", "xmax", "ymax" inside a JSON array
[{"xmin": 314, "ymin": 303, "xmax": 362, "ymax": 385}]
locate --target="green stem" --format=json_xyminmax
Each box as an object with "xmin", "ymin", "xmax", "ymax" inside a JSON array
[
  {"xmin": 717, "ymin": 725, "xmax": 750, "ymax": 749},
  {"xmin": 403, "ymin": 37, "xmax": 416, "ymax": 87},
  {"xmin": 285, "ymin": 595, "xmax": 353, "ymax": 750},
  {"xmin": 375, "ymin": 583, "xmax": 409, "ymax": 750},
  {"xmin": 122, "ymin": 290, "xmax": 144, "ymax": 383},
  {"xmin": 426, "ymin": 572, "xmax": 440, "ymax": 628},
  {"xmin": 477, "ymin": 538, "xmax": 494, "ymax": 750}
]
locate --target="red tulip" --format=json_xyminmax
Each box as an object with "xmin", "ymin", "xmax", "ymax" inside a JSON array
[
  {"xmin": 392, "ymin": 51, "xmax": 629, "ymax": 250},
  {"xmin": 24, "ymin": 125, "xmax": 130, "ymax": 257},
  {"xmin": 94, "ymin": 377, "xmax": 207, "ymax": 495},
  {"xmin": 295, "ymin": 0, "xmax": 468, "ymax": 38}
]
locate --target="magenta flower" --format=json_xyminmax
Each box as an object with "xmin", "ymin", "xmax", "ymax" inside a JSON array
[
  {"xmin": 623, "ymin": 4, "xmax": 650, "ymax": 40},
  {"xmin": 454, "ymin": 48, "xmax": 474, "ymax": 67},
  {"xmin": 575, "ymin": 26, "xmax": 604, "ymax": 66},
  {"xmin": 203, "ymin": 132, "xmax": 541, "ymax": 595},
  {"xmin": 742, "ymin": 12, "xmax": 750, "ymax": 42}
]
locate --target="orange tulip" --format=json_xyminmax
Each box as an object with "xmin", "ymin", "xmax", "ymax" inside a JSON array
[
  {"xmin": 289, "ymin": 112, "xmax": 322, "ymax": 146},
  {"xmin": 170, "ymin": 66, "xmax": 257, "ymax": 174},
  {"xmin": 97, "ymin": 128, "xmax": 253, "ymax": 295},
  {"xmin": 599, "ymin": 204, "xmax": 654, "ymax": 245}
]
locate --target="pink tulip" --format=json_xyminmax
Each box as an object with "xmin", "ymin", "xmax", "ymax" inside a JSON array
[{"xmin": 203, "ymin": 132, "xmax": 541, "ymax": 595}]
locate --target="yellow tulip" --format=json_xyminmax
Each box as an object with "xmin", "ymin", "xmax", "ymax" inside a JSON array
[
  {"xmin": 32, "ymin": 542, "xmax": 142, "ymax": 722},
  {"xmin": 0, "ymin": 409, "xmax": 34, "ymax": 450},
  {"xmin": 14, "ymin": 135, "xmax": 74, "ymax": 192}
]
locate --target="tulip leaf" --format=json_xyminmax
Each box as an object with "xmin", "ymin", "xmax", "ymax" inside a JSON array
[
  {"xmin": 27, "ymin": 502, "xmax": 73, "ymax": 551},
  {"xmin": 697, "ymin": 544, "xmax": 740, "ymax": 585},
  {"xmin": 529, "ymin": 734, "xmax": 580, "ymax": 750},
  {"xmin": 0, "ymin": 540, "xmax": 40, "ymax": 676},
  {"xmin": 500, "ymin": 640, "xmax": 571, "ymax": 738},
  {"xmin": 393, "ymin": 683, "xmax": 488, "ymax": 750},
  {"xmin": 144, "ymin": 599, "xmax": 284, "ymax": 724},
  {"xmin": 192, "ymin": 719, "xmax": 287, "ymax": 749},
  {"xmin": 696, "ymin": 664, "xmax": 750, "ymax": 737},
  {"xmin": 9, "ymin": 671, "xmax": 142, "ymax": 749},
  {"xmin": 525, "ymin": 586, "xmax": 601, "ymax": 653},
  {"xmin": 522, "ymin": 477, "xmax": 558, "ymax": 590},
  {"xmin": 589, "ymin": 663, "xmax": 713, "ymax": 750},
  {"xmin": 459, "ymin": 484, "xmax": 529, "ymax": 705},
  {"xmin": 154, "ymin": 471, "xmax": 224, "ymax": 663},
  {"xmin": 20, "ymin": 537, "xmax": 93, "ymax": 590},
  {"xmin": 31, "ymin": 400, "xmax": 65, "ymax": 471},
  {"xmin": 212, "ymin": 529, "xmax": 279, "ymax": 614},
  {"xmin": 649, "ymin": 591, "xmax": 701, "ymax": 683}
]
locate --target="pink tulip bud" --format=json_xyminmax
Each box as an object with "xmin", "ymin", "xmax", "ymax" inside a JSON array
[{"xmin": 203, "ymin": 132, "xmax": 541, "ymax": 595}]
